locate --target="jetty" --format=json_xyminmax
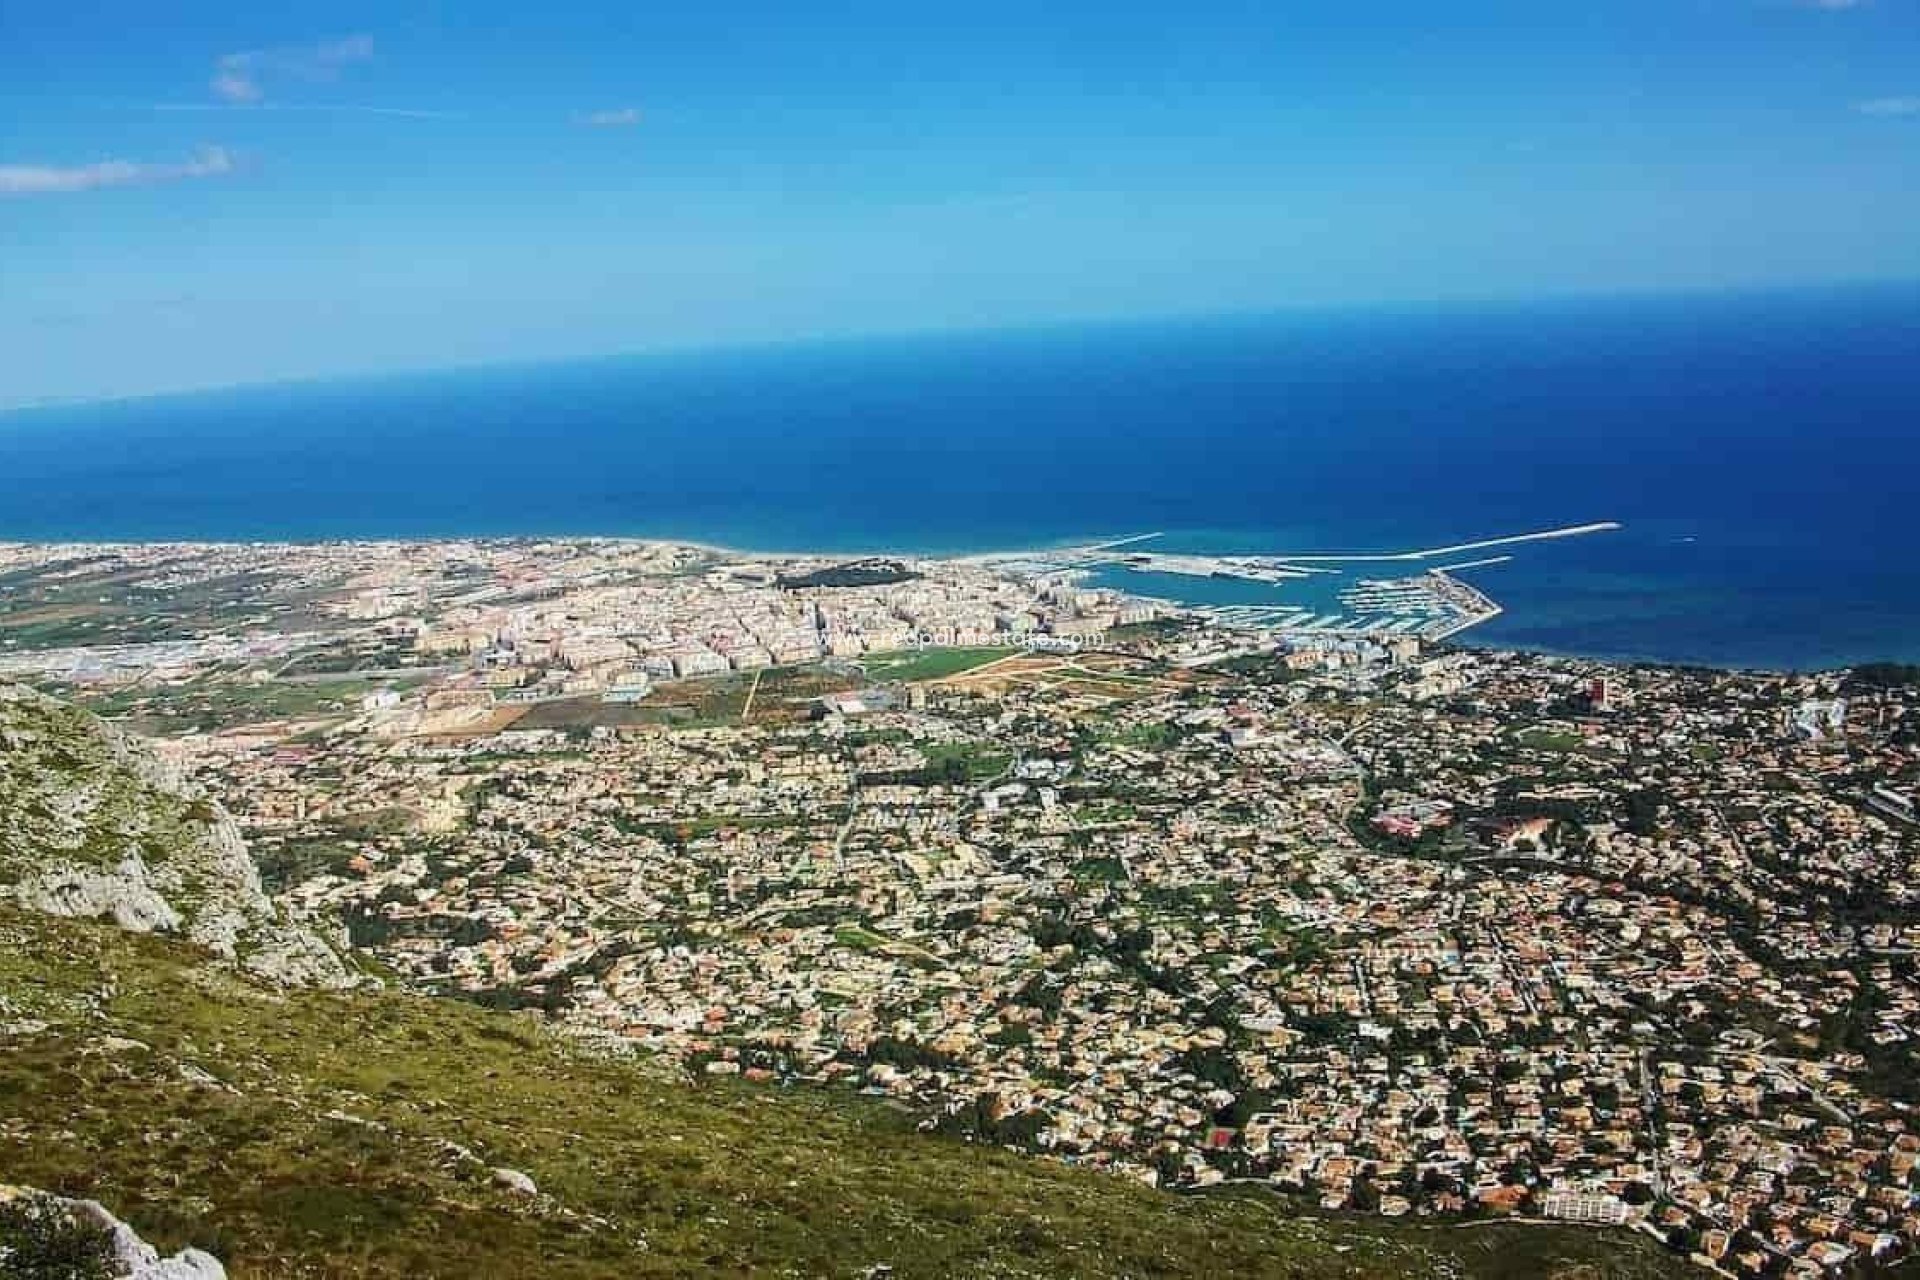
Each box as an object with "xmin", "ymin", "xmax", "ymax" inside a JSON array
[
  {"xmin": 1264, "ymin": 522, "xmax": 1620, "ymax": 564},
  {"xmin": 993, "ymin": 522, "xmax": 1615, "ymax": 580}
]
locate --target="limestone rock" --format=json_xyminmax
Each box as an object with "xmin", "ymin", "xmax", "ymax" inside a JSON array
[
  {"xmin": 0, "ymin": 684, "xmax": 353, "ymax": 990},
  {"xmin": 0, "ymin": 1185, "xmax": 228, "ymax": 1279},
  {"xmin": 79, "ymin": 1196, "xmax": 228, "ymax": 1279},
  {"xmin": 15, "ymin": 852, "xmax": 184, "ymax": 935},
  {"xmin": 491, "ymin": 1167, "xmax": 539, "ymax": 1196}
]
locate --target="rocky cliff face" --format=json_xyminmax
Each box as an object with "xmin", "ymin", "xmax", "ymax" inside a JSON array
[{"xmin": 0, "ymin": 684, "xmax": 351, "ymax": 989}]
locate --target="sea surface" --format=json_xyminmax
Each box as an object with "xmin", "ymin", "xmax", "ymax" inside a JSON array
[{"xmin": 3, "ymin": 284, "xmax": 1919, "ymax": 671}]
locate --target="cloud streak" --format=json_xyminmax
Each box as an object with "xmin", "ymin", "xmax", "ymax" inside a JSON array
[
  {"xmin": 0, "ymin": 147, "xmax": 236, "ymax": 196},
  {"xmin": 1855, "ymin": 96, "xmax": 1920, "ymax": 116},
  {"xmin": 153, "ymin": 100, "xmax": 458, "ymax": 120},
  {"xmin": 213, "ymin": 35, "xmax": 374, "ymax": 104},
  {"xmin": 577, "ymin": 107, "xmax": 642, "ymax": 128}
]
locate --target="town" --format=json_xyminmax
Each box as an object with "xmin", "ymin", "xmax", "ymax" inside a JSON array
[{"xmin": 3, "ymin": 536, "xmax": 1919, "ymax": 1277}]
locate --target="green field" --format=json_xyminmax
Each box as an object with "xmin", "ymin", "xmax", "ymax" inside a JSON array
[
  {"xmin": 860, "ymin": 646, "xmax": 1010, "ymax": 682},
  {"xmin": 1070, "ymin": 855, "xmax": 1129, "ymax": 882},
  {"xmin": 1514, "ymin": 727, "xmax": 1588, "ymax": 754},
  {"xmin": 919, "ymin": 741, "xmax": 1013, "ymax": 781}
]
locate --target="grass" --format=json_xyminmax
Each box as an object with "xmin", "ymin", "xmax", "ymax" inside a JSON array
[
  {"xmin": 920, "ymin": 742, "xmax": 1013, "ymax": 782},
  {"xmin": 860, "ymin": 647, "xmax": 1011, "ymax": 683},
  {"xmin": 1105, "ymin": 620, "xmax": 1190, "ymax": 643},
  {"xmin": 833, "ymin": 924, "xmax": 891, "ymax": 952},
  {"xmin": 1514, "ymin": 727, "xmax": 1588, "ymax": 754},
  {"xmin": 1092, "ymin": 721, "xmax": 1182, "ymax": 749},
  {"xmin": 0, "ymin": 689, "xmax": 216, "ymax": 882},
  {"xmin": 0, "ymin": 908, "xmax": 1687, "ymax": 1279},
  {"xmin": 1070, "ymin": 856, "xmax": 1129, "ymax": 883}
]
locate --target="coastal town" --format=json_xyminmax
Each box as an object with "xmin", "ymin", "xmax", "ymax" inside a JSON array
[{"xmin": 3, "ymin": 536, "xmax": 1919, "ymax": 1277}]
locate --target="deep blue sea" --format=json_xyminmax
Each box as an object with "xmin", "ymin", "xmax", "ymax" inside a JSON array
[{"xmin": 4, "ymin": 284, "xmax": 1919, "ymax": 671}]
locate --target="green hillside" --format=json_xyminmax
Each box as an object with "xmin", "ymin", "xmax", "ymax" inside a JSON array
[
  {"xmin": 0, "ymin": 908, "xmax": 1683, "ymax": 1279},
  {"xmin": 0, "ymin": 683, "xmax": 1682, "ymax": 1278}
]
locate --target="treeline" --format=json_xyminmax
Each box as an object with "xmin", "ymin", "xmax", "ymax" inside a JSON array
[
  {"xmin": 778, "ymin": 560, "xmax": 921, "ymax": 589},
  {"xmin": 1029, "ymin": 914, "xmax": 1190, "ymax": 996}
]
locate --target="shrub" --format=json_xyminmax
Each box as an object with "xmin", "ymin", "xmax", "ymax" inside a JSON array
[{"xmin": 0, "ymin": 1195, "xmax": 119, "ymax": 1280}]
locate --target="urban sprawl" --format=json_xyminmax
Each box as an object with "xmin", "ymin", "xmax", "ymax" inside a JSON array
[{"xmin": 3, "ymin": 536, "xmax": 1919, "ymax": 1278}]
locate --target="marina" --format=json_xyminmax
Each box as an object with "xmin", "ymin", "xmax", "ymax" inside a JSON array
[{"xmin": 994, "ymin": 522, "xmax": 1608, "ymax": 646}]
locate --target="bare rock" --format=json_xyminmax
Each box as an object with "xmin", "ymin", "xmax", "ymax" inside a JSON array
[
  {"xmin": 72, "ymin": 1195, "xmax": 229, "ymax": 1280},
  {"xmin": 0, "ymin": 684, "xmax": 353, "ymax": 990},
  {"xmin": 491, "ymin": 1167, "xmax": 539, "ymax": 1196},
  {"xmin": 0, "ymin": 1185, "xmax": 228, "ymax": 1280}
]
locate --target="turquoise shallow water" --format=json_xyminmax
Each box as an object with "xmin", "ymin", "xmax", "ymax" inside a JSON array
[{"xmin": 2, "ymin": 285, "xmax": 1919, "ymax": 670}]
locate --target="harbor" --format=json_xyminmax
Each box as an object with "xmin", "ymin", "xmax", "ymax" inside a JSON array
[
  {"xmin": 1190, "ymin": 569, "xmax": 1501, "ymax": 643},
  {"xmin": 987, "ymin": 523, "xmax": 1611, "ymax": 644}
]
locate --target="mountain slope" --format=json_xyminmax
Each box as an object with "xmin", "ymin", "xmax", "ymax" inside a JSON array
[
  {"xmin": 0, "ymin": 909, "xmax": 1686, "ymax": 1279},
  {"xmin": 0, "ymin": 683, "xmax": 348, "ymax": 989},
  {"xmin": 0, "ymin": 687, "xmax": 1685, "ymax": 1278}
]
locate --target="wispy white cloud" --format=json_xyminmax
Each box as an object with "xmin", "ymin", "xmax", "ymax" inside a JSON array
[
  {"xmin": 153, "ymin": 100, "xmax": 458, "ymax": 120},
  {"xmin": 0, "ymin": 146, "xmax": 236, "ymax": 196},
  {"xmin": 1804, "ymin": 0, "xmax": 1869, "ymax": 9},
  {"xmin": 577, "ymin": 107, "xmax": 642, "ymax": 128},
  {"xmin": 213, "ymin": 35, "xmax": 374, "ymax": 104},
  {"xmin": 1855, "ymin": 96, "xmax": 1920, "ymax": 116}
]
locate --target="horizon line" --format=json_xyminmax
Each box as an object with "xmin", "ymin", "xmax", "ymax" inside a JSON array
[{"xmin": 4, "ymin": 273, "xmax": 1917, "ymax": 420}]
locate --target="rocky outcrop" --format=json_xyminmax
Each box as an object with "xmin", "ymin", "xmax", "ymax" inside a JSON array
[
  {"xmin": 0, "ymin": 1185, "xmax": 228, "ymax": 1279},
  {"xmin": 15, "ymin": 853, "xmax": 183, "ymax": 934},
  {"xmin": 0, "ymin": 684, "xmax": 352, "ymax": 989}
]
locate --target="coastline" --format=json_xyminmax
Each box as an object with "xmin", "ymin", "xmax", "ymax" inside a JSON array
[
  {"xmin": 0, "ymin": 526, "xmax": 1898, "ymax": 677},
  {"xmin": 7, "ymin": 290, "xmax": 1920, "ymax": 673}
]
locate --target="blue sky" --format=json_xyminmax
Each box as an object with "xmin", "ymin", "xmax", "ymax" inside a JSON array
[{"xmin": 3, "ymin": 0, "xmax": 1918, "ymax": 408}]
